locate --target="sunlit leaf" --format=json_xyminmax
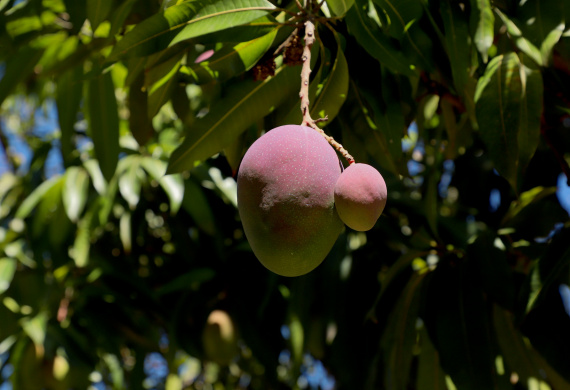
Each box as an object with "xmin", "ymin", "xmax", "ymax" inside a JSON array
[
  {"xmin": 181, "ymin": 27, "xmax": 278, "ymax": 84},
  {"xmin": 63, "ymin": 166, "xmax": 90, "ymax": 222},
  {"xmin": 107, "ymin": 0, "xmax": 276, "ymax": 61},
  {"xmin": 495, "ymin": 9, "xmax": 542, "ymax": 66},
  {"xmin": 119, "ymin": 211, "xmax": 131, "ymax": 254},
  {"xmin": 326, "ymin": 0, "xmax": 354, "ymax": 17},
  {"xmin": 166, "ymin": 61, "xmax": 300, "ymax": 173},
  {"xmin": 15, "ymin": 177, "xmax": 60, "ymax": 219},
  {"xmin": 0, "ymin": 258, "xmax": 17, "ymax": 294},
  {"xmin": 471, "ymin": 0, "xmax": 494, "ymax": 62},
  {"xmin": 372, "ymin": 0, "xmax": 422, "ymax": 40},
  {"xmin": 118, "ymin": 155, "xmax": 143, "ymax": 209}
]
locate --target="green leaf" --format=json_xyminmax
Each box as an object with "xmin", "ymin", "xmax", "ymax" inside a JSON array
[
  {"xmin": 0, "ymin": 47, "xmax": 44, "ymax": 107},
  {"xmin": 309, "ymin": 32, "xmax": 349, "ymax": 126},
  {"xmin": 423, "ymin": 261, "xmax": 496, "ymax": 389},
  {"xmin": 181, "ymin": 27, "xmax": 278, "ymax": 84},
  {"xmin": 471, "ymin": 0, "xmax": 494, "ymax": 62},
  {"xmin": 424, "ymin": 167, "xmax": 438, "ymax": 237},
  {"xmin": 108, "ymin": 0, "xmax": 137, "ymax": 37},
  {"xmin": 495, "ymin": 9, "xmax": 543, "ymax": 66},
  {"xmin": 141, "ymin": 157, "xmax": 184, "ymax": 215},
  {"xmin": 117, "ymin": 155, "xmax": 144, "ymax": 209},
  {"xmin": 417, "ymin": 326, "xmax": 448, "ymax": 390},
  {"xmin": 120, "ymin": 211, "xmax": 132, "ymax": 254},
  {"xmin": 475, "ymin": 52, "xmax": 543, "ymax": 192},
  {"xmin": 56, "ymin": 66, "xmax": 83, "ymax": 166},
  {"xmin": 381, "ymin": 272, "xmax": 425, "ymax": 390},
  {"xmin": 474, "ymin": 53, "xmax": 525, "ymax": 191},
  {"xmin": 128, "ymin": 73, "xmax": 155, "ymax": 146},
  {"xmin": 441, "ymin": 0, "xmax": 470, "ymax": 94},
  {"xmin": 87, "ymin": 69, "xmax": 120, "ymax": 182},
  {"xmin": 540, "ymin": 23, "xmax": 565, "ymax": 66},
  {"xmin": 147, "ymin": 55, "xmax": 183, "ymax": 119},
  {"xmin": 107, "ymin": 0, "xmax": 276, "ymax": 61},
  {"xmin": 15, "ymin": 177, "xmax": 60, "ymax": 219},
  {"xmin": 166, "ymin": 61, "xmax": 299, "ymax": 173},
  {"xmin": 345, "ymin": 0, "xmax": 415, "ymax": 76},
  {"xmin": 0, "ymin": 258, "xmax": 17, "ymax": 295},
  {"xmin": 182, "ymin": 179, "xmax": 216, "ymax": 235},
  {"xmin": 87, "ymin": 0, "xmax": 113, "ymax": 31},
  {"xmin": 63, "ymin": 166, "xmax": 90, "ymax": 222},
  {"xmin": 326, "ymin": 0, "xmax": 354, "ymax": 17},
  {"xmin": 72, "ymin": 200, "xmax": 98, "ymax": 267},
  {"xmin": 372, "ymin": 0, "xmax": 423, "ymax": 40}
]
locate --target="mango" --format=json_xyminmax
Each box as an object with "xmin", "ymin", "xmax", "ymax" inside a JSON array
[
  {"xmin": 334, "ymin": 163, "xmax": 387, "ymax": 231},
  {"xmin": 237, "ymin": 125, "xmax": 343, "ymax": 277}
]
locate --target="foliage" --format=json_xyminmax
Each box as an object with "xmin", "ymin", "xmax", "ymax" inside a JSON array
[{"xmin": 1, "ymin": 0, "xmax": 570, "ymax": 389}]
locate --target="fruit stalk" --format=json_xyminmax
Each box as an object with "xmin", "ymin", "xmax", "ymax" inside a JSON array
[{"xmin": 299, "ymin": 19, "xmax": 355, "ymax": 165}]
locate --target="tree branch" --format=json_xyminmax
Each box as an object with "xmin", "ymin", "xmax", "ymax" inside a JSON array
[{"xmin": 299, "ymin": 19, "xmax": 354, "ymax": 165}]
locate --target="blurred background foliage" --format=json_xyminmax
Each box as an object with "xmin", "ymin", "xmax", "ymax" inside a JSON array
[{"xmin": 0, "ymin": 0, "xmax": 570, "ymax": 389}]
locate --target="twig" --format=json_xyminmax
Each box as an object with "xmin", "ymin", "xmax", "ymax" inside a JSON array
[{"xmin": 299, "ymin": 19, "xmax": 354, "ymax": 165}]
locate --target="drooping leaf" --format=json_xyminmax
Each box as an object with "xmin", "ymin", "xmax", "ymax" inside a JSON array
[
  {"xmin": 166, "ymin": 61, "xmax": 300, "ymax": 173},
  {"xmin": 87, "ymin": 0, "xmax": 113, "ymax": 31},
  {"xmin": 87, "ymin": 69, "xmax": 120, "ymax": 182},
  {"xmin": 108, "ymin": 0, "xmax": 137, "ymax": 37},
  {"xmin": 181, "ymin": 27, "xmax": 278, "ymax": 85},
  {"xmin": 471, "ymin": 0, "xmax": 494, "ymax": 62},
  {"xmin": 310, "ymin": 32, "xmax": 349, "ymax": 126},
  {"xmin": 156, "ymin": 268, "xmax": 216, "ymax": 295},
  {"xmin": 0, "ymin": 258, "xmax": 17, "ymax": 295},
  {"xmin": 15, "ymin": 177, "xmax": 60, "ymax": 219},
  {"xmin": 475, "ymin": 53, "xmax": 532, "ymax": 190},
  {"xmin": 147, "ymin": 54, "xmax": 183, "ymax": 118},
  {"xmin": 381, "ymin": 272, "xmax": 425, "ymax": 390},
  {"xmin": 372, "ymin": 0, "xmax": 422, "ymax": 40},
  {"xmin": 416, "ymin": 326, "xmax": 448, "ymax": 390},
  {"xmin": 326, "ymin": 0, "xmax": 354, "ymax": 17},
  {"xmin": 117, "ymin": 155, "xmax": 144, "ymax": 209},
  {"xmin": 140, "ymin": 157, "xmax": 184, "ymax": 215},
  {"xmin": 345, "ymin": 0, "xmax": 415, "ymax": 76},
  {"xmin": 181, "ymin": 178, "xmax": 216, "ymax": 236},
  {"xmin": 56, "ymin": 66, "xmax": 83, "ymax": 166},
  {"xmin": 495, "ymin": 9, "xmax": 543, "ymax": 66},
  {"xmin": 441, "ymin": 0, "xmax": 471, "ymax": 94},
  {"xmin": 128, "ymin": 73, "xmax": 155, "ymax": 146},
  {"xmin": 63, "ymin": 166, "xmax": 90, "ymax": 222},
  {"xmin": 107, "ymin": 0, "xmax": 276, "ymax": 61}
]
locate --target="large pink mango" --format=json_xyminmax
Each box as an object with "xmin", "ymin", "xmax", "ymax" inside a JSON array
[{"xmin": 237, "ymin": 125, "xmax": 343, "ymax": 277}]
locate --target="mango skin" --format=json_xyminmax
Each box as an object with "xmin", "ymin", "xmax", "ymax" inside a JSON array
[
  {"xmin": 237, "ymin": 125, "xmax": 343, "ymax": 277},
  {"xmin": 334, "ymin": 163, "xmax": 387, "ymax": 231}
]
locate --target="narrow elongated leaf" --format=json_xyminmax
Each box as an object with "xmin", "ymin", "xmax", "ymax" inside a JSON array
[
  {"xmin": 326, "ymin": 0, "xmax": 354, "ymax": 17},
  {"xmin": 72, "ymin": 200, "xmax": 98, "ymax": 267},
  {"xmin": 423, "ymin": 261, "xmax": 496, "ymax": 389},
  {"xmin": 517, "ymin": 57, "xmax": 543, "ymax": 177},
  {"xmin": 156, "ymin": 268, "xmax": 216, "ymax": 295},
  {"xmin": 63, "ymin": 166, "xmax": 90, "ymax": 222},
  {"xmin": 381, "ymin": 272, "xmax": 425, "ymax": 390},
  {"xmin": 56, "ymin": 66, "xmax": 83, "ymax": 166},
  {"xmin": 441, "ymin": 0, "xmax": 470, "ymax": 94},
  {"xmin": 471, "ymin": 0, "xmax": 494, "ymax": 62},
  {"xmin": 475, "ymin": 53, "xmax": 520, "ymax": 190},
  {"xmin": 495, "ymin": 9, "xmax": 542, "ymax": 66},
  {"xmin": 309, "ymin": 32, "xmax": 349, "ymax": 126},
  {"xmin": 109, "ymin": 0, "xmax": 137, "ymax": 37},
  {"xmin": 15, "ymin": 177, "xmax": 60, "ymax": 219},
  {"xmin": 87, "ymin": 0, "xmax": 113, "ymax": 31},
  {"xmin": 128, "ymin": 73, "xmax": 155, "ymax": 146},
  {"xmin": 87, "ymin": 70, "xmax": 120, "ymax": 182},
  {"xmin": 147, "ymin": 55, "xmax": 183, "ymax": 118},
  {"xmin": 141, "ymin": 157, "xmax": 184, "ymax": 215},
  {"xmin": 475, "ymin": 52, "xmax": 543, "ymax": 192},
  {"xmin": 417, "ymin": 326, "xmax": 448, "ymax": 390},
  {"xmin": 0, "ymin": 258, "xmax": 17, "ymax": 294},
  {"xmin": 169, "ymin": 0, "xmax": 275, "ymax": 47},
  {"xmin": 117, "ymin": 155, "xmax": 143, "ymax": 209},
  {"xmin": 182, "ymin": 179, "xmax": 216, "ymax": 235},
  {"xmin": 540, "ymin": 23, "xmax": 565, "ymax": 66},
  {"xmin": 373, "ymin": 0, "xmax": 422, "ymax": 40},
  {"xmin": 345, "ymin": 0, "xmax": 415, "ymax": 76},
  {"xmin": 166, "ymin": 62, "xmax": 299, "ymax": 173},
  {"xmin": 107, "ymin": 0, "xmax": 275, "ymax": 61},
  {"xmin": 0, "ymin": 47, "xmax": 44, "ymax": 107},
  {"xmin": 181, "ymin": 27, "xmax": 278, "ymax": 84}
]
